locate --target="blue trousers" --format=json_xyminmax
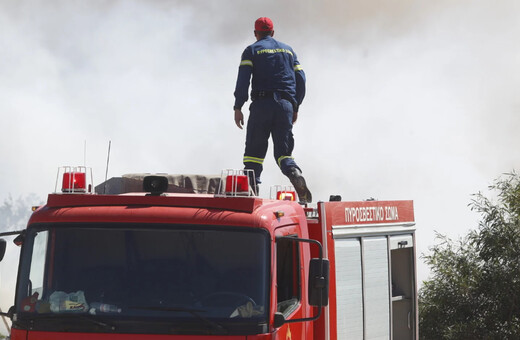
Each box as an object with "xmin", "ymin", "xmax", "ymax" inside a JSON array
[{"xmin": 243, "ymin": 96, "xmax": 300, "ymax": 184}]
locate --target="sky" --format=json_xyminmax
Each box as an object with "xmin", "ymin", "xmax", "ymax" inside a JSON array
[{"xmin": 1, "ymin": 0, "xmax": 520, "ymax": 334}]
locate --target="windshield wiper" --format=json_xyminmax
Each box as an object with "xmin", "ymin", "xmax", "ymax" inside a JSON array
[
  {"xmin": 19, "ymin": 313, "xmax": 116, "ymax": 331},
  {"xmin": 128, "ymin": 306, "xmax": 228, "ymax": 335}
]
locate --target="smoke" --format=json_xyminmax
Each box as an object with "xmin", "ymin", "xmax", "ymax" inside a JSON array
[
  {"xmin": 0, "ymin": 195, "xmax": 39, "ymax": 335},
  {"xmin": 1, "ymin": 0, "xmax": 519, "ymax": 333}
]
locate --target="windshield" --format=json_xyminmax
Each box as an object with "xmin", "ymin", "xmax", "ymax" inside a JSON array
[{"xmin": 16, "ymin": 224, "xmax": 270, "ymax": 335}]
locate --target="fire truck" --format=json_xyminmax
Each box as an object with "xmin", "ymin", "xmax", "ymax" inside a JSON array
[{"xmin": 0, "ymin": 167, "xmax": 418, "ymax": 339}]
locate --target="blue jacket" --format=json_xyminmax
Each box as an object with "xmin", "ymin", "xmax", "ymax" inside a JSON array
[{"xmin": 234, "ymin": 36, "xmax": 306, "ymax": 110}]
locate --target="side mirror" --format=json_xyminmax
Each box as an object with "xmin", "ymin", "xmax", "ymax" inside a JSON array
[
  {"xmin": 0, "ymin": 239, "xmax": 6, "ymax": 262},
  {"xmin": 308, "ymin": 258, "xmax": 330, "ymax": 306},
  {"xmin": 274, "ymin": 312, "xmax": 285, "ymax": 328}
]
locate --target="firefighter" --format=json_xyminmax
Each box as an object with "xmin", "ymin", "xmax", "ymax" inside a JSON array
[{"xmin": 233, "ymin": 17, "xmax": 312, "ymax": 203}]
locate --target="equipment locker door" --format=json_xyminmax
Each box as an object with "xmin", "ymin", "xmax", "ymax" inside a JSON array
[
  {"xmin": 363, "ymin": 236, "xmax": 390, "ymax": 339},
  {"xmin": 334, "ymin": 236, "xmax": 390, "ymax": 340},
  {"xmin": 390, "ymin": 234, "xmax": 416, "ymax": 340},
  {"xmin": 335, "ymin": 238, "xmax": 363, "ymax": 339}
]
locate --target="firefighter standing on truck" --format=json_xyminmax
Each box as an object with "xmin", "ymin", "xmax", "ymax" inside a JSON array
[{"xmin": 233, "ymin": 17, "xmax": 312, "ymax": 203}]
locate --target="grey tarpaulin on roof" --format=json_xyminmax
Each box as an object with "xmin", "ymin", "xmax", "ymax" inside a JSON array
[{"xmin": 95, "ymin": 174, "xmax": 221, "ymax": 195}]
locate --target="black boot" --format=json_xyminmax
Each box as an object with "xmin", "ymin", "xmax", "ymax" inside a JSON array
[{"xmin": 287, "ymin": 168, "xmax": 312, "ymax": 203}]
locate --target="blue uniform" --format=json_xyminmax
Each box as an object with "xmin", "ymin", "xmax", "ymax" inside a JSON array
[{"xmin": 234, "ymin": 36, "xmax": 306, "ymax": 184}]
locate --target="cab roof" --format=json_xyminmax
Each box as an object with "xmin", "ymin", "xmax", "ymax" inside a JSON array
[{"xmin": 46, "ymin": 192, "xmax": 263, "ymax": 214}]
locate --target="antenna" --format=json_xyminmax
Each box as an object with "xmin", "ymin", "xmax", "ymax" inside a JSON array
[
  {"xmin": 84, "ymin": 140, "xmax": 87, "ymax": 167},
  {"xmin": 103, "ymin": 141, "xmax": 112, "ymax": 194}
]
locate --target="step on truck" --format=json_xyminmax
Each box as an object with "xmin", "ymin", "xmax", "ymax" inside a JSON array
[{"xmin": 0, "ymin": 167, "xmax": 418, "ymax": 339}]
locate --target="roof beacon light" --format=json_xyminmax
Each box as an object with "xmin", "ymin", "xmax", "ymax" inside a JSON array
[
  {"xmin": 62, "ymin": 172, "xmax": 86, "ymax": 192},
  {"xmin": 270, "ymin": 185, "xmax": 297, "ymax": 201},
  {"xmin": 225, "ymin": 175, "xmax": 249, "ymax": 194},
  {"xmin": 277, "ymin": 190, "xmax": 296, "ymax": 201},
  {"xmin": 56, "ymin": 166, "xmax": 93, "ymax": 194},
  {"xmin": 217, "ymin": 169, "xmax": 256, "ymax": 197}
]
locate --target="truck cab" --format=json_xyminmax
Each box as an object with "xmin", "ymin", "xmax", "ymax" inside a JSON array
[{"xmin": 1, "ymin": 170, "xmax": 328, "ymax": 339}]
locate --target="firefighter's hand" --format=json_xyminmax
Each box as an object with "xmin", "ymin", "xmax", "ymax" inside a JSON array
[
  {"xmin": 235, "ymin": 109, "xmax": 244, "ymax": 129},
  {"xmin": 292, "ymin": 111, "xmax": 298, "ymax": 124}
]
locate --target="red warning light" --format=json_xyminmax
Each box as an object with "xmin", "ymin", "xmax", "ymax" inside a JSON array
[
  {"xmin": 62, "ymin": 172, "xmax": 87, "ymax": 193},
  {"xmin": 277, "ymin": 191, "xmax": 296, "ymax": 201},
  {"xmin": 225, "ymin": 175, "xmax": 249, "ymax": 193}
]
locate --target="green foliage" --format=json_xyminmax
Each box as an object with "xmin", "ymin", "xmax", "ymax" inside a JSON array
[{"xmin": 419, "ymin": 172, "xmax": 520, "ymax": 339}]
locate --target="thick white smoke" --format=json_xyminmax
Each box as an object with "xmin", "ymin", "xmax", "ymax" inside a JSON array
[{"xmin": 1, "ymin": 0, "xmax": 519, "ymax": 335}]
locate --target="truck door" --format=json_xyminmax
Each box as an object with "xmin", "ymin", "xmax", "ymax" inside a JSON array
[{"xmin": 275, "ymin": 227, "xmax": 305, "ymax": 340}]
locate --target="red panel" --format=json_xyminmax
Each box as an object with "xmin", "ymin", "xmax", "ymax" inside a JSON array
[
  {"xmin": 326, "ymin": 200, "xmax": 414, "ymax": 226},
  {"xmin": 10, "ymin": 328, "xmax": 27, "ymax": 340}
]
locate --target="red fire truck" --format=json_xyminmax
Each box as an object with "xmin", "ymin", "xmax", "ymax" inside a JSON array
[{"xmin": 0, "ymin": 167, "xmax": 417, "ymax": 339}]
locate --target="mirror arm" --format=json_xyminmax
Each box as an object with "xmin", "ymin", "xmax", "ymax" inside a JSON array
[
  {"xmin": 0, "ymin": 306, "xmax": 15, "ymax": 319},
  {"xmin": 0, "ymin": 230, "xmax": 24, "ymax": 237}
]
